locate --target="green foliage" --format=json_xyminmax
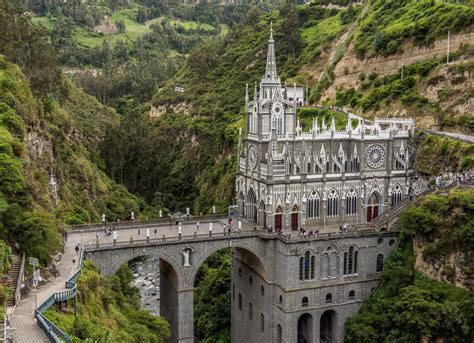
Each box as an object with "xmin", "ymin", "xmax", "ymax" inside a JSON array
[
  {"xmin": 416, "ymin": 133, "xmax": 474, "ymax": 174},
  {"xmin": 354, "ymin": 0, "xmax": 474, "ymax": 58},
  {"xmin": 45, "ymin": 261, "xmax": 171, "ymax": 342},
  {"xmin": 194, "ymin": 249, "xmax": 231, "ymax": 343}
]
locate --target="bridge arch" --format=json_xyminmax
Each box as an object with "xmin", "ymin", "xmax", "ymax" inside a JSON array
[
  {"xmin": 189, "ymin": 240, "xmax": 267, "ymax": 286},
  {"xmin": 101, "ymin": 249, "xmax": 185, "ymax": 289}
]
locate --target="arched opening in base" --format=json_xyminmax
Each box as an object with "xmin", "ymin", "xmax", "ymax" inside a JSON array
[
  {"xmin": 297, "ymin": 313, "xmax": 313, "ymax": 343},
  {"xmin": 320, "ymin": 310, "xmax": 337, "ymax": 343}
]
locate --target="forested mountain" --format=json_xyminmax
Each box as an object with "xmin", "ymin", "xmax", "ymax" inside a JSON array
[
  {"xmin": 99, "ymin": 0, "xmax": 473, "ymax": 215},
  {"xmin": 27, "ymin": 0, "xmax": 267, "ymax": 108},
  {"xmin": 0, "ymin": 1, "xmax": 141, "ymax": 264}
]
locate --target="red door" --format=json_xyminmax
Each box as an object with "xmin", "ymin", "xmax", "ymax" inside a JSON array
[
  {"xmin": 367, "ymin": 205, "xmax": 379, "ymax": 222},
  {"xmin": 275, "ymin": 214, "xmax": 282, "ymax": 231},
  {"xmin": 291, "ymin": 212, "xmax": 298, "ymax": 231}
]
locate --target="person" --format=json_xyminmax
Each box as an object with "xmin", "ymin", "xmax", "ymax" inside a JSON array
[
  {"xmin": 138, "ymin": 226, "xmax": 141, "ymax": 235},
  {"xmin": 309, "ymin": 228, "xmax": 314, "ymax": 237},
  {"xmin": 339, "ymin": 225, "xmax": 343, "ymax": 234},
  {"xmin": 343, "ymin": 223, "xmax": 348, "ymax": 232},
  {"xmin": 75, "ymin": 244, "xmax": 79, "ymax": 254},
  {"xmin": 96, "ymin": 232, "xmax": 99, "ymax": 240},
  {"xmin": 228, "ymin": 217, "xmax": 232, "ymax": 226},
  {"xmin": 315, "ymin": 229, "xmax": 319, "ymax": 237},
  {"xmin": 197, "ymin": 221, "xmax": 200, "ymax": 231},
  {"xmin": 154, "ymin": 228, "xmax": 157, "ymax": 236},
  {"xmin": 228, "ymin": 226, "xmax": 231, "ymax": 236}
]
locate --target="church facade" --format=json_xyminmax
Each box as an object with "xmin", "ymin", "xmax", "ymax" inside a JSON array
[{"xmin": 235, "ymin": 26, "xmax": 416, "ymax": 232}]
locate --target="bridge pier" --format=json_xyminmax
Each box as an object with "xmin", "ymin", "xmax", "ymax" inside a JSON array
[{"xmin": 177, "ymin": 289, "xmax": 194, "ymax": 342}]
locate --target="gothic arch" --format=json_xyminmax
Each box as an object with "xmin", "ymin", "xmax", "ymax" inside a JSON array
[
  {"xmin": 258, "ymin": 200, "xmax": 266, "ymax": 228},
  {"xmin": 189, "ymin": 242, "xmax": 267, "ymax": 286},
  {"xmin": 102, "ymin": 250, "xmax": 184, "ymax": 288},
  {"xmin": 246, "ymin": 188, "xmax": 257, "ymax": 221},
  {"xmin": 367, "ymin": 191, "xmax": 382, "ymax": 221}
]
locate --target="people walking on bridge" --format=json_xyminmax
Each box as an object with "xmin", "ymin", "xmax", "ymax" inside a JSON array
[
  {"xmin": 154, "ymin": 228, "xmax": 157, "ymax": 236},
  {"xmin": 196, "ymin": 221, "xmax": 200, "ymax": 231},
  {"xmin": 75, "ymin": 244, "xmax": 79, "ymax": 254},
  {"xmin": 102, "ymin": 213, "xmax": 106, "ymax": 226}
]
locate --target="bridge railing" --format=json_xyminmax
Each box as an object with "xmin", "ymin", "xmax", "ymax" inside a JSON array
[
  {"xmin": 83, "ymin": 228, "xmax": 257, "ymax": 251},
  {"xmin": 70, "ymin": 213, "xmax": 228, "ymax": 231},
  {"xmin": 35, "ymin": 245, "xmax": 84, "ymax": 343}
]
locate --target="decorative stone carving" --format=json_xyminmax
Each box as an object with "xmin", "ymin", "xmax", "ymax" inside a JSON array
[{"xmin": 365, "ymin": 144, "xmax": 386, "ymax": 169}]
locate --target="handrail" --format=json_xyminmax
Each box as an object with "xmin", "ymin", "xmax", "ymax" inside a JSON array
[
  {"xmin": 35, "ymin": 245, "xmax": 84, "ymax": 343},
  {"xmin": 14, "ymin": 252, "xmax": 25, "ymax": 305},
  {"xmin": 83, "ymin": 229, "xmax": 257, "ymax": 252},
  {"xmin": 71, "ymin": 213, "xmax": 228, "ymax": 231}
]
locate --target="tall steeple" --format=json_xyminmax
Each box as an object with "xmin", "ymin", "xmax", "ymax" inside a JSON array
[{"xmin": 264, "ymin": 22, "xmax": 278, "ymax": 81}]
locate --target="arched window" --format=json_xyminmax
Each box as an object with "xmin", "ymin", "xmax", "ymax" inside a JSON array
[
  {"xmin": 261, "ymin": 285, "xmax": 264, "ymax": 296},
  {"xmin": 277, "ymin": 325, "xmax": 282, "ymax": 343},
  {"xmin": 302, "ymin": 297, "xmax": 309, "ymax": 307},
  {"xmin": 246, "ymin": 188, "xmax": 257, "ymax": 222},
  {"xmin": 343, "ymin": 246, "xmax": 358, "ymax": 275},
  {"xmin": 376, "ymin": 254, "xmax": 384, "ymax": 272},
  {"xmin": 260, "ymin": 314, "xmax": 265, "ymax": 333},
  {"xmin": 351, "ymin": 156, "xmax": 360, "ymax": 172},
  {"xmin": 307, "ymin": 162, "xmax": 311, "ymax": 174},
  {"xmin": 307, "ymin": 191, "xmax": 320, "ymax": 219},
  {"xmin": 391, "ymin": 185, "xmax": 403, "ymax": 206},
  {"xmin": 279, "ymin": 295, "xmax": 283, "ymax": 305},
  {"xmin": 325, "ymin": 293, "xmax": 332, "ymax": 304},
  {"xmin": 299, "ymin": 251, "xmax": 315, "ymax": 280},
  {"xmin": 238, "ymin": 293, "xmax": 242, "ymax": 311},
  {"xmin": 327, "ymin": 189, "xmax": 339, "ymax": 217},
  {"xmin": 345, "ymin": 188, "xmax": 357, "ymax": 215},
  {"xmin": 248, "ymin": 302, "xmax": 253, "ymax": 321},
  {"xmin": 249, "ymin": 276, "xmax": 253, "ymax": 286},
  {"xmin": 349, "ymin": 290, "xmax": 355, "ymax": 300},
  {"xmin": 389, "ymin": 239, "xmax": 395, "ymax": 246}
]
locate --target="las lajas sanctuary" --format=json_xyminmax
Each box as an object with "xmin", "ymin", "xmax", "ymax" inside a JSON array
[{"xmin": 231, "ymin": 26, "xmax": 419, "ymax": 343}]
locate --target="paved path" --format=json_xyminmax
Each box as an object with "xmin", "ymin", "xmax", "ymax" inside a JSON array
[
  {"xmin": 11, "ymin": 238, "xmax": 79, "ymax": 342},
  {"xmin": 424, "ymin": 129, "xmax": 474, "ymax": 143}
]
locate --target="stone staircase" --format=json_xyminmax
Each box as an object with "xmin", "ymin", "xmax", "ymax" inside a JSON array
[{"xmin": 5, "ymin": 254, "xmax": 22, "ymax": 307}]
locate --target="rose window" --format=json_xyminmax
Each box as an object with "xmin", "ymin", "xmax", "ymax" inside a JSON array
[{"xmin": 365, "ymin": 144, "xmax": 386, "ymax": 169}]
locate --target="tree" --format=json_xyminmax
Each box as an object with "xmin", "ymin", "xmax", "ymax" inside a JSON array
[
  {"xmin": 281, "ymin": 0, "xmax": 304, "ymax": 59},
  {"xmin": 116, "ymin": 19, "xmax": 126, "ymax": 33},
  {"xmin": 373, "ymin": 30, "xmax": 383, "ymax": 51}
]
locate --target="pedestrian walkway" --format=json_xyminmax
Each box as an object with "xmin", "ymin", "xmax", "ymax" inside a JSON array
[{"xmin": 11, "ymin": 238, "xmax": 79, "ymax": 342}]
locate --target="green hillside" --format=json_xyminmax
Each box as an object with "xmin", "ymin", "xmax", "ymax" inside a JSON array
[{"xmin": 0, "ymin": 2, "xmax": 141, "ymax": 264}]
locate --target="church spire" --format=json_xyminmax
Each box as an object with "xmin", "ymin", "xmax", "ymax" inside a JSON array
[{"xmin": 264, "ymin": 22, "xmax": 278, "ymax": 81}]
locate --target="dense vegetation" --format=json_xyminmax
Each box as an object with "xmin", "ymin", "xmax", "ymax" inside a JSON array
[
  {"xmin": 194, "ymin": 249, "xmax": 232, "ymax": 342},
  {"xmin": 353, "ymin": 0, "xmax": 474, "ymax": 58},
  {"xmin": 45, "ymin": 261, "xmax": 170, "ymax": 342},
  {"xmin": 345, "ymin": 188, "xmax": 474, "ymax": 342},
  {"xmin": 0, "ymin": 1, "xmax": 141, "ymax": 264},
  {"xmin": 28, "ymin": 0, "xmax": 264, "ymax": 108},
  {"xmin": 0, "ymin": 240, "xmax": 11, "ymax": 320},
  {"xmin": 416, "ymin": 133, "xmax": 474, "ymax": 175}
]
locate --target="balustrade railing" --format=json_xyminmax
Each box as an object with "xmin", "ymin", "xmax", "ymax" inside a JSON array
[{"xmin": 35, "ymin": 246, "xmax": 84, "ymax": 343}]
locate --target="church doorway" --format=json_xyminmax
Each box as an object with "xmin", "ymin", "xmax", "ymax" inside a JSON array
[
  {"xmin": 367, "ymin": 192, "xmax": 381, "ymax": 222},
  {"xmin": 320, "ymin": 310, "xmax": 337, "ymax": 343},
  {"xmin": 275, "ymin": 207, "xmax": 282, "ymax": 232},
  {"xmin": 297, "ymin": 313, "xmax": 313, "ymax": 343},
  {"xmin": 291, "ymin": 205, "xmax": 299, "ymax": 231}
]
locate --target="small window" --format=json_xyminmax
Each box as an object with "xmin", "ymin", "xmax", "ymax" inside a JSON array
[
  {"xmin": 239, "ymin": 268, "xmax": 242, "ymax": 277},
  {"xmin": 376, "ymin": 254, "xmax": 384, "ymax": 272},
  {"xmin": 302, "ymin": 297, "xmax": 309, "ymax": 307},
  {"xmin": 325, "ymin": 293, "xmax": 332, "ymax": 304},
  {"xmin": 378, "ymin": 238, "xmax": 383, "ymax": 245},
  {"xmin": 279, "ymin": 295, "xmax": 283, "ymax": 305},
  {"xmin": 261, "ymin": 285, "xmax": 264, "ymax": 296},
  {"xmin": 249, "ymin": 276, "xmax": 253, "ymax": 286},
  {"xmin": 260, "ymin": 314, "xmax": 265, "ymax": 333},
  {"xmin": 389, "ymin": 239, "xmax": 395, "ymax": 246},
  {"xmin": 248, "ymin": 303, "xmax": 253, "ymax": 321},
  {"xmin": 238, "ymin": 293, "xmax": 242, "ymax": 311},
  {"xmin": 349, "ymin": 290, "xmax": 355, "ymax": 300}
]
